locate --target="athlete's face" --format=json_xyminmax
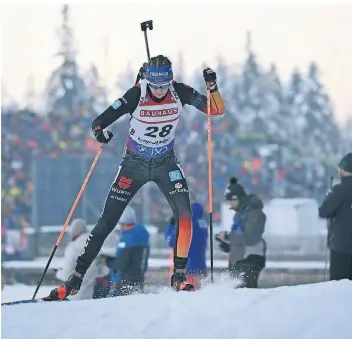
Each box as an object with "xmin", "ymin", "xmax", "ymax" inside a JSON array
[{"xmin": 150, "ymin": 87, "xmax": 169, "ymax": 98}]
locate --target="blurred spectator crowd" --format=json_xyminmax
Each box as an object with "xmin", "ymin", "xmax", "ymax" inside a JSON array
[{"xmin": 2, "ymin": 48, "xmax": 351, "ymax": 262}]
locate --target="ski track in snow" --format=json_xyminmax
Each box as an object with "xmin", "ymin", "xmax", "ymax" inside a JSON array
[{"xmin": 2, "ymin": 279, "xmax": 352, "ymax": 339}]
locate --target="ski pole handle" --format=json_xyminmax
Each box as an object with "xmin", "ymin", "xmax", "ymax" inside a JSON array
[{"xmin": 140, "ymin": 20, "xmax": 153, "ymax": 63}]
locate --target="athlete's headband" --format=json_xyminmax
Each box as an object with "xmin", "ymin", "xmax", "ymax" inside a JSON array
[{"xmin": 146, "ymin": 65, "xmax": 173, "ymax": 84}]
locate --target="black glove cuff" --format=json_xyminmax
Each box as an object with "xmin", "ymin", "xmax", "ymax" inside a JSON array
[{"xmin": 209, "ymin": 82, "xmax": 218, "ymax": 93}]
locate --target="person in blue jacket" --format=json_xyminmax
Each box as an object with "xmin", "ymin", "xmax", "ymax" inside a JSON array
[
  {"xmin": 107, "ymin": 206, "xmax": 150, "ymax": 297},
  {"xmin": 164, "ymin": 194, "xmax": 208, "ymax": 289}
]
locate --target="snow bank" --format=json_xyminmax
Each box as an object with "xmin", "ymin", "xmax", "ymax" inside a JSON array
[{"xmin": 2, "ymin": 280, "xmax": 352, "ymax": 339}]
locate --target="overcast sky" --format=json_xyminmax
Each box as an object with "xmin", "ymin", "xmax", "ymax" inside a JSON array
[{"xmin": 1, "ymin": 2, "xmax": 352, "ymax": 123}]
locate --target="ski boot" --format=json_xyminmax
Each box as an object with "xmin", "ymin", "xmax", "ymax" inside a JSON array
[
  {"xmin": 48, "ymin": 270, "xmax": 84, "ymax": 300},
  {"xmin": 171, "ymin": 269, "xmax": 195, "ymax": 292},
  {"xmin": 171, "ymin": 257, "xmax": 195, "ymax": 292}
]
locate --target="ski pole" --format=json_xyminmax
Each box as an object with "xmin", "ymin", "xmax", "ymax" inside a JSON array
[
  {"xmin": 32, "ymin": 144, "xmax": 104, "ymax": 299},
  {"xmin": 206, "ymin": 86, "xmax": 214, "ymax": 284},
  {"xmin": 140, "ymin": 20, "xmax": 153, "ymax": 63},
  {"xmin": 323, "ymin": 176, "xmax": 334, "ymax": 281}
]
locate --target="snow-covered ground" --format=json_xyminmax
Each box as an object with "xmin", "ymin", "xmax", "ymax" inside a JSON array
[{"xmin": 2, "ymin": 279, "xmax": 352, "ymax": 339}]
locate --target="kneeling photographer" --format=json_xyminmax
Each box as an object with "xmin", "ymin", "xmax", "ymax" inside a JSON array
[{"xmin": 216, "ymin": 177, "xmax": 266, "ymax": 288}]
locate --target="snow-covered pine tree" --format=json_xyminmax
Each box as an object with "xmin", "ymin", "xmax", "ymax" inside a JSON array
[
  {"xmin": 302, "ymin": 62, "xmax": 342, "ymax": 160},
  {"xmin": 45, "ymin": 4, "xmax": 88, "ymax": 117},
  {"xmin": 283, "ymin": 68, "xmax": 307, "ymax": 154},
  {"xmin": 85, "ymin": 64, "xmax": 108, "ymax": 115}
]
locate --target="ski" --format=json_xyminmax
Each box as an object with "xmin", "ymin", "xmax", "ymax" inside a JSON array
[{"xmin": 1, "ymin": 296, "xmax": 69, "ymax": 307}]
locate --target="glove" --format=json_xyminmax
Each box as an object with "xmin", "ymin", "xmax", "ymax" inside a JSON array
[
  {"xmin": 203, "ymin": 68, "xmax": 218, "ymax": 91},
  {"xmin": 92, "ymin": 126, "xmax": 113, "ymax": 144},
  {"xmin": 219, "ymin": 242, "xmax": 230, "ymax": 253},
  {"xmin": 215, "ymin": 231, "xmax": 230, "ymax": 253}
]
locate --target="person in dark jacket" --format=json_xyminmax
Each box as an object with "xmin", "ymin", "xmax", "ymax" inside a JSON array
[
  {"xmin": 319, "ymin": 153, "xmax": 352, "ymax": 281},
  {"xmin": 108, "ymin": 206, "xmax": 150, "ymax": 296},
  {"xmin": 164, "ymin": 196, "xmax": 208, "ymax": 289},
  {"xmin": 216, "ymin": 177, "xmax": 266, "ymax": 288}
]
